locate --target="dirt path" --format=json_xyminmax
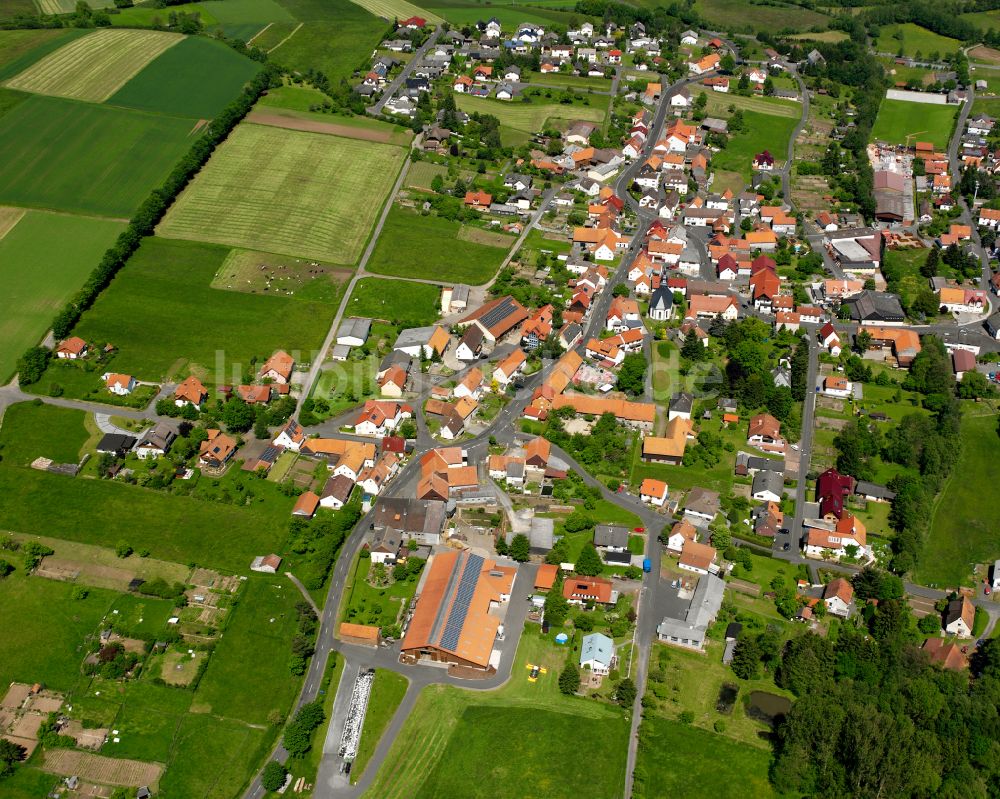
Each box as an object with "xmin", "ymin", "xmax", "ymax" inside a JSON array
[
  {"xmin": 268, "ymin": 22, "xmax": 303, "ymax": 54},
  {"xmin": 245, "ymin": 110, "xmax": 398, "ymax": 144}
]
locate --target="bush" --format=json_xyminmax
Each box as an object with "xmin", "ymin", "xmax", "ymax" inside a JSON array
[{"xmin": 261, "ymin": 760, "xmax": 288, "ymax": 792}]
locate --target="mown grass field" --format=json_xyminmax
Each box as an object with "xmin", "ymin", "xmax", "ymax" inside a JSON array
[
  {"xmin": 871, "ymin": 98, "xmax": 957, "ymax": 149},
  {"xmin": 691, "ymin": 0, "xmax": 827, "ymax": 32},
  {"xmin": 73, "ymin": 238, "xmax": 335, "ymax": 382},
  {"xmin": 428, "ymin": 5, "xmax": 570, "ymax": 26},
  {"xmin": 0, "ymin": 210, "xmax": 124, "ymax": 382},
  {"xmin": 634, "ymin": 717, "xmax": 776, "ymax": 799},
  {"xmin": 704, "ymin": 91, "xmax": 800, "ymax": 119},
  {"xmin": 362, "ymin": 630, "xmax": 628, "ymax": 799},
  {"xmin": 192, "ymin": 578, "xmax": 304, "ymax": 725},
  {"xmin": 0, "ymin": 95, "xmax": 193, "ymax": 217},
  {"xmin": 919, "ymin": 410, "xmax": 1000, "ymax": 587},
  {"xmin": 456, "ymin": 93, "xmax": 607, "ymax": 136},
  {"xmin": 367, "ymin": 205, "xmax": 513, "ymax": 284},
  {"xmin": 108, "ymin": 35, "xmax": 260, "ymax": 119},
  {"xmin": 0, "ymin": 402, "xmax": 90, "ymax": 466},
  {"xmin": 346, "ymin": 277, "xmax": 441, "ymax": 325},
  {"xmin": 159, "ymin": 123, "xmax": 405, "ymax": 264},
  {"xmin": 350, "ymin": 0, "xmax": 443, "ymax": 23},
  {"xmin": 874, "ymin": 23, "xmax": 961, "ymax": 57},
  {"xmin": 0, "ymin": 29, "xmax": 87, "ymax": 80},
  {"xmin": 0, "ymin": 462, "xmax": 289, "ymax": 570},
  {"xmin": 5, "ymin": 28, "xmax": 182, "ymax": 103},
  {"xmin": 711, "ymin": 109, "xmax": 799, "ymax": 180}
]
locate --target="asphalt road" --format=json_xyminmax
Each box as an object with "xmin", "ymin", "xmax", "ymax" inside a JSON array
[{"xmin": 368, "ymin": 29, "xmax": 442, "ymax": 116}]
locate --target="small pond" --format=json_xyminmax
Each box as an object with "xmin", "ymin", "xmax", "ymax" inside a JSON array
[
  {"xmin": 716, "ymin": 683, "xmax": 738, "ymax": 714},
  {"xmin": 747, "ymin": 691, "xmax": 792, "ymax": 727}
]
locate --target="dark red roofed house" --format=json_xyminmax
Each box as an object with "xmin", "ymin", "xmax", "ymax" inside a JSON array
[
  {"xmin": 753, "ymin": 150, "xmax": 775, "ymax": 171},
  {"xmin": 816, "ymin": 468, "xmax": 855, "ymax": 520},
  {"xmin": 400, "ymin": 15, "xmax": 426, "ymax": 28}
]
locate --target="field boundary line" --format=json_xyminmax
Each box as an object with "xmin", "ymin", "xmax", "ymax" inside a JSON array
[
  {"xmin": 268, "ymin": 22, "xmax": 303, "ymax": 54},
  {"xmin": 247, "ymin": 23, "xmax": 271, "ymax": 45}
]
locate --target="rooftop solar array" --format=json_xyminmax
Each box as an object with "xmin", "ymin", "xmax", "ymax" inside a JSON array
[
  {"xmin": 479, "ymin": 297, "xmax": 517, "ymax": 330},
  {"xmin": 439, "ymin": 553, "xmax": 484, "ymax": 651}
]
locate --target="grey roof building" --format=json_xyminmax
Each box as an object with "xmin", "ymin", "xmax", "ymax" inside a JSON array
[
  {"xmin": 751, "ymin": 470, "xmax": 784, "ymax": 500},
  {"xmin": 844, "ymin": 290, "xmax": 905, "ymax": 324},
  {"xmin": 337, "ymin": 316, "xmax": 372, "ymax": 346},
  {"xmin": 657, "ymin": 573, "xmax": 725, "ymax": 650},
  {"xmin": 593, "ymin": 524, "xmax": 629, "ymax": 549}
]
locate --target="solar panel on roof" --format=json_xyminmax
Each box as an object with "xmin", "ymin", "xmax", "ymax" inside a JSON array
[
  {"xmin": 479, "ymin": 297, "xmax": 516, "ymax": 329},
  {"xmin": 260, "ymin": 446, "xmax": 280, "ymax": 462},
  {"xmin": 439, "ymin": 553, "xmax": 483, "ymax": 651}
]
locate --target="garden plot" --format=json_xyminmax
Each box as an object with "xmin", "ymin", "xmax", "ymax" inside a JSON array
[
  {"xmin": 5, "ymin": 28, "xmax": 182, "ymax": 102},
  {"xmin": 43, "ymin": 749, "xmax": 163, "ymax": 788}
]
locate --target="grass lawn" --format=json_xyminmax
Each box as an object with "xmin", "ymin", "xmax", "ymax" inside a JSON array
[
  {"xmin": 634, "ymin": 717, "xmax": 776, "ymax": 799},
  {"xmin": 880, "ymin": 245, "xmax": 935, "ymax": 308},
  {"xmin": 711, "ymin": 109, "xmax": 799, "ymax": 181},
  {"xmin": 108, "ymin": 35, "xmax": 260, "ymax": 119},
  {"xmin": 871, "ymin": 98, "xmax": 957, "ymax": 150},
  {"xmin": 875, "ymin": 23, "xmax": 961, "ymax": 58},
  {"xmin": 0, "ymin": 29, "xmax": 87, "ymax": 80},
  {"xmin": 0, "ymin": 463, "xmax": 289, "ymax": 570},
  {"xmin": 0, "ymin": 401, "xmax": 89, "ymax": 466},
  {"xmin": 22, "ymin": 362, "xmax": 159, "ymax": 409},
  {"xmin": 351, "ymin": 668, "xmax": 408, "ymax": 781},
  {"xmin": 0, "ymin": 95, "xmax": 193, "ymax": 218},
  {"xmin": 919, "ymin": 410, "xmax": 1000, "ymax": 587},
  {"xmin": 4, "ymin": 28, "xmax": 182, "ymax": 103},
  {"xmin": 73, "ymin": 237, "xmax": 335, "ymax": 383},
  {"xmin": 345, "ymin": 277, "xmax": 441, "ymax": 326},
  {"xmin": 456, "ymin": 93, "xmax": 607, "ymax": 136},
  {"xmin": 192, "ymin": 577, "xmax": 304, "ymax": 725},
  {"xmin": 362, "ymin": 630, "xmax": 627, "ymax": 799},
  {"xmin": 157, "ymin": 712, "xmax": 270, "ymax": 798},
  {"xmin": 691, "ymin": 0, "xmax": 826, "ymax": 31},
  {"xmin": 159, "ymin": 122, "xmax": 405, "ymax": 264},
  {"xmin": 106, "ymin": 680, "xmax": 194, "ymax": 763},
  {"xmin": 0, "ymin": 211, "xmax": 124, "ymax": 382},
  {"xmin": 0, "ymin": 569, "xmax": 118, "ymax": 691},
  {"xmin": 427, "ymin": 4, "xmax": 577, "ymax": 27},
  {"xmin": 528, "ymin": 71, "xmax": 612, "ymax": 92},
  {"xmin": 367, "ymin": 205, "xmax": 514, "ymax": 284},
  {"xmin": 340, "ymin": 556, "xmax": 422, "ymax": 629}
]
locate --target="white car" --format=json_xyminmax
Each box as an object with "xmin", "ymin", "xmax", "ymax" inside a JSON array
[{"xmin": 791, "ymin": 444, "xmax": 800, "ymax": 451}]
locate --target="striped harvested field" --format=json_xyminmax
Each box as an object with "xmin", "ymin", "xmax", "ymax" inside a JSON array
[
  {"xmin": 5, "ymin": 28, "xmax": 182, "ymax": 103},
  {"xmin": 43, "ymin": 749, "xmax": 163, "ymax": 787},
  {"xmin": 703, "ymin": 91, "xmax": 800, "ymax": 118},
  {"xmin": 158, "ymin": 122, "xmax": 405, "ymax": 264},
  {"xmin": 349, "ymin": 0, "xmax": 443, "ymax": 24}
]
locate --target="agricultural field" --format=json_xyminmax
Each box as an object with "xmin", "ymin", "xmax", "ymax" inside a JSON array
[
  {"xmin": 0, "ymin": 568, "xmax": 118, "ymax": 691},
  {"xmin": 634, "ymin": 718, "xmax": 776, "ymax": 799},
  {"xmin": 4, "ymin": 28, "xmax": 182, "ymax": 103},
  {"xmin": 367, "ymin": 205, "xmax": 514, "ymax": 284},
  {"xmin": 0, "ymin": 0, "xmax": 37, "ymax": 19},
  {"xmin": 919, "ymin": 410, "xmax": 1000, "ymax": 587},
  {"xmin": 0, "ymin": 209, "xmax": 124, "ymax": 382},
  {"xmin": 346, "ymin": 277, "xmax": 442, "ymax": 326},
  {"xmin": 0, "ymin": 402, "xmax": 90, "ymax": 467},
  {"xmin": 362, "ymin": 632, "xmax": 628, "ymax": 799},
  {"xmin": 710, "ymin": 109, "xmax": 799, "ymax": 181},
  {"xmin": 0, "ymin": 95, "xmax": 193, "ymax": 217},
  {"xmin": 871, "ymin": 98, "xmax": 957, "ymax": 150},
  {"xmin": 246, "ymin": 105, "xmax": 411, "ymax": 145},
  {"xmin": 0, "ymin": 29, "xmax": 87, "ymax": 80},
  {"xmin": 267, "ymin": 0, "xmax": 387, "ymax": 84},
  {"xmin": 960, "ymin": 9, "xmax": 1000, "ymax": 32},
  {"xmin": 786, "ymin": 30, "xmax": 848, "ymax": 43},
  {"xmin": 691, "ymin": 0, "xmax": 827, "ymax": 32},
  {"xmin": 107, "ymin": 35, "xmax": 261, "ymax": 119},
  {"xmin": 350, "ymin": 0, "xmax": 443, "ymax": 24},
  {"xmin": 73, "ymin": 238, "xmax": 336, "ymax": 382},
  {"xmin": 427, "ymin": 4, "xmax": 574, "ymax": 27},
  {"xmin": 0, "ymin": 462, "xmax": 289, "ymax": 570},
  {"xmin": 874, "ymin": 23, "xmax": 961, "ymax": 58},
  {"xmin": 159, "ymin": 122, "xmax": 405, "ymax": 264}
]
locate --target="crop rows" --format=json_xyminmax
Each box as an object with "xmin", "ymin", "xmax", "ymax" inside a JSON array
[
  {"xmin": 158, "ymin": 123, "xmax": 404, "ymax": 264},
  {"xmin": 6, "ymin": 28, "xmax": 181, "ymax": 102}
]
